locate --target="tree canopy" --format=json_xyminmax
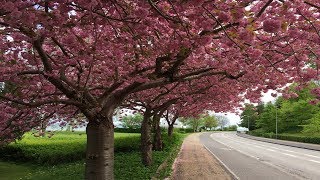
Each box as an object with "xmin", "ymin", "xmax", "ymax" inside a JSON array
[{"xmin": 0, "ymin": 1, "xmax": 320, "ymax": 178}]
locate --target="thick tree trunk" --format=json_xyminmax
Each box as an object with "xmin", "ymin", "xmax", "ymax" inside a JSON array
[
  {"xmin": 141, "ymin": 109, "xmax": 153, "ymax": 166},
  {"xmin": 85, "ymin": 121, "xmax": 114, "ymax": 180},
  {"xmin": 168, "ymin": 124, "xmax": 174, "ymax": 137},
  {"xmin": 153, "ymin": 115, "xmax": 163, "ymax": 151}
]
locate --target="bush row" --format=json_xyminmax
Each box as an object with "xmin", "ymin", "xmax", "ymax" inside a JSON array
[
  {"xmin": 175, "ymin": 128, "xmax": 194, "ymax": 133},
  {"xmin": 5, "ymin": 133, "xmax": 188, "ymax": 180},
  {"xmin": 249, "ymin": 131, "xmax": 320, "ymax": 144},
  {"xmin": 115, "ymin": 127, "xmax": 195, "ymax": 134},
  {"xmin": 0, "ymin": 128, "xmax": 189, "ymax": 165},
  {"xmin": 114, "ymin": 128, "xmax": 141, "ymax": 133},
  {"xmin": 0, "ymin": 132, "xmax": 141, "ymax": 165}
]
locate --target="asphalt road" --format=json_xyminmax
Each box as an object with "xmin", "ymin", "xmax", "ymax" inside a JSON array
[{"xmin": 199, "ymin": 132, "xmax": 320, "ymax": 180}]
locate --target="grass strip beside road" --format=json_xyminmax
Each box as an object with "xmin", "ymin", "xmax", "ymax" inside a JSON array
[
  {"xmin": 0, "ymin": 131, "xmax": 188, "ymax": 180},
  {"xmin": 249, "ymin": 131, "xmax": 320, "ymax": 144}
]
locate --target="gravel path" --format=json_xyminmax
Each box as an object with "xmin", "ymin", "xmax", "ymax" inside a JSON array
[{"xmin": 170, "ymin": 133, "xmax": 232, "ymax": 180}]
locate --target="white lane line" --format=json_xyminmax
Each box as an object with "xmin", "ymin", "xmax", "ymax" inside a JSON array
[
  {"xmin": 208, "ymin": 133, "xmax": 305, "ymax": 179},
  {"xmin": 266, "ymin": 148, "xmax": 276, "ymax": 152},
  {"xmin": 224, "ymin": 134, "xmax": 320, "ymax": 160},
  {"xmin": 210, "ymin": 134, "xmax": 260, "ymax": 160},
  {"xmin": 203, "ymin": 145, "xmax": 240, "ymax": 180},
  {"xmin": 213, "ymin": 133, "xmax": 320, "ymax": 166},
  {"xmin": 308, "ymin": 160, "xmax": 320, "ymax": 164},
  {"xmin": 282, "ymin": 153, "xmax": 298, "ymax": 158}
]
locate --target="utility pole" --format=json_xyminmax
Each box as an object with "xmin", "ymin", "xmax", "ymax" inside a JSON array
[
  {"xmin": 248, "ymin": 116, "xmax": 250, "ymax": 132},
  {"xmin": 276, "ymin": 106, "xmax": 278, "ymax": 139}
]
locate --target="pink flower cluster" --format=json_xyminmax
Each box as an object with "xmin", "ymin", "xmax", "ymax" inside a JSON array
[{"xmin": 263, "ymin": 19, "xmax": 281, "ymax": 33}]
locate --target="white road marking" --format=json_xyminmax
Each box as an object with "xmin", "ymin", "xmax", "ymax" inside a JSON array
[
  {"xmin": 223, "ymin": 133, "xmax": 320, "ymax": 160},
  {"xmin": 203, "ymin": 145, "xmax": 240, "ymax": 180},
  {"xmin": 211, "ymin": 133, "xmax": 320, "ymax": 167},
  {"xmin": 308, "ymin": 160, "xmax": 320, "ymax": 164},
  {"xmin": 208, "ymin": 133, "xmax": 304, "ymax": 179},
  {"xmin": 282, "ymin": 153, "xmax": 298, "ymax": 157},
  {"xmin": 266, "ymin": 148, "xmax": 276, "ymax": 152}
]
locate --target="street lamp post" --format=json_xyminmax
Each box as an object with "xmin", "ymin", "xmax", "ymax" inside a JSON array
[
  {"xmin": 248, "ymin": 116, "xmax": 250, "ymax": 132},
  {"xmin": 276, "ymin": 106, "xmax": 278, "ymax": 139}
]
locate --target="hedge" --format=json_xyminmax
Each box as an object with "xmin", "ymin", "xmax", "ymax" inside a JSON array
[
  {"xmin": 175, "ymin": 128, "xmax": 194, "ymax": 133},
  {"xmin": 249, "ymin": 131, "xmax": 320, "ymax": 144},
  {"xmin": 114, "ymin": 128, "xmax": 141, "ymax": 133},
  {"xmin": 0, "ymin": 132, "xmax": 140, "ymax": 165}
]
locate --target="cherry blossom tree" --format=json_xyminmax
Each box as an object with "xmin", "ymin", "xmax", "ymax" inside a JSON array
[
  {"xmin": 0, "ymin": 1, "xmax": 319, "ymax": 179},
  {"xmin": 126, "ymin": 86, "xmax": 179, "ymax": 165}
]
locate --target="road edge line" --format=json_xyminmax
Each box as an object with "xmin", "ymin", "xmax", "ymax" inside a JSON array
[{"xmin": 203, "ymin": 144, "xmax": 240, "ymax": 180}]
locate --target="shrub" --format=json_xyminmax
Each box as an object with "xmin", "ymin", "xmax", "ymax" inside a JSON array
[
  {"xmin": 114, "ymin": 128, "xmax": 141, "ymax": 133},
  {"xmin": 249, "ymin": 131, "xmax": 320, "ymax": 144},
  {"xmin": 0, "ymin": 132, "xmax": 141, "ymax": 164},
  {"xmin": 175, "ymin": 128, "xmax": 194, "ymax": 133},
  {"xmin": 1, "ymin": 132, "xmax": 188, "ymax": 180}
]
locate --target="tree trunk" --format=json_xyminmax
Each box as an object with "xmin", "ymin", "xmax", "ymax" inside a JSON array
[
  {"xmin": 168, "ymin": 124, "xmax": 174, "ymax": 137},
  {"xmin": 85, "ymin": 121, "xmax": 114, "ymax": 180},
  {"xmin": 153, "ymin": 115, "xmax": 163, "ymax": 151},
  {"xmin": 39, "ymin": 128, "xmax": 46, "ymax": 137},
  {"xmin": 39, "ymin": 120, "xmax": 46, "ymax": 137},
  {"xmin": 141, "ymin": 109, "xmax": 153, "ymax": 166}
]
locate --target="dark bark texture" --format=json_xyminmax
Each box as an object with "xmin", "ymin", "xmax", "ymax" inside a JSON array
[
  {"xmin": 168, "ymin": 124, "xmax": 174, "ymax": 137},
  {"xmin": 85, "ymin": 121, "xmax": 114, "ymax": 180},
  {"xmin": 153, "ymin": 114, "xmax": 163, "ymax": 151},
  {"xmin": 141, "ymin": 109, "xmax": 153, "ymax": 166}
]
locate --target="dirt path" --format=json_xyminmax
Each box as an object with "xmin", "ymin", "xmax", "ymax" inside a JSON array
[{"xmin": 170, "ymin": 133, "xmax": 232, "ymax": 180}]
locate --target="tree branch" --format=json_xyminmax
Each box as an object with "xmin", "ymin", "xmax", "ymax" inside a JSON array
[
  {"xmin": 256, "ymin": 0, "xmax": 273, "ymax": 18},
  {"xmin": 33, "ymin": 37, "xmax": 53, "ymax": 72},
  {"xmin": 304, "ymin": 1, "xmax": 320, "ymax": 9},
  {"xmin": 199, "ymin": 22, "xmax": 239, "ymax": 36},
  {"xmin": 147, "ymin": 0, "xmax": 179, "ymax": 23},
  {"xmin": 0, "ymin": 95, "xmax": 82, "ymax": 107}
]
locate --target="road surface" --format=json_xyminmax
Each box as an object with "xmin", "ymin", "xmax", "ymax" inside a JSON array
[{"xmin": 199, "ymin": 132, "xmax": 320, "ymax": 180}]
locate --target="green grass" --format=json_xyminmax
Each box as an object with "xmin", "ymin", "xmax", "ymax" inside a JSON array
[
  {"xmin": 0, "ymin": 161, "xmax": 33, "ymax": 180},
  {"xmin": 281, "ymin": 132, "xmax": 320, "ymax": 137},
  {"xmin": 0, "ymin": 131, "xmax": 188, "ymax": 180},
  {"xmin": 0, "ymin": 132, "xmax": 140, "ymax": 164}
]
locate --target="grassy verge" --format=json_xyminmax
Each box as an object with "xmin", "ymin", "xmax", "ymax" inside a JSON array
[
  {"xmin": 0, "ymin": 131, "xmax": 188, "ymax": 180},
  {"xmin": 0, "ymin": 161, "xmax": 33, "ymax": 180},
  {"xmin": 249, "ymin": 130, "xmax": 320, "ymax": 144}
]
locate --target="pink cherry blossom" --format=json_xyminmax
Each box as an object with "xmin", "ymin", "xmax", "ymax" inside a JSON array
[{"xmin": 263, "ymin": 19, "xmax": 282, "ymax": 33}]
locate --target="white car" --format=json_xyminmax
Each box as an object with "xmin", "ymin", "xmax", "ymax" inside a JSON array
[{"xmin": 237, "ymin": 127, "xmax": 249, "ymax": 133}]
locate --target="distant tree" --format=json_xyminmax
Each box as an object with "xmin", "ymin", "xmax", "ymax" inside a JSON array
[
  {"xmin": 180, "ymin": 117, "xmax": 203, "ymax": 132},
  {"xmin": 279, "ymin": 100, "xmax": 318, "ymax": 132},
  {"xmin": 256, "ymin": 102, "xmax": 277, "ymax": 133},
  {"xmin": 203, "ymin": 115, "xmax": 218, "ymax": 130},
  {"xmin": 121, "ymin": 113, "xmax": 143, "ymax": 129},
  {"xmin": 215, "ymin": 115, "xmax": 229, "ymax": 130},
  {"xmin": 226, "ymin": 125, "xmax": 237, "ymax": 131},
  {"xmin": 256, "ymin": 103, "xmax": 265, "ymax": 116},
  {"xmin": 239, "ymin": 104, "xmax": 258, "ymax": 131},
  {"xmin": 303, "ymin": 112, "xmax": 320, "ymax": 134}
]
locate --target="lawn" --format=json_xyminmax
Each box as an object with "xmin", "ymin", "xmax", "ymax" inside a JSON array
[{"xmin": 0, "ymin": 131, "xmax": 187, "ymax": 180}]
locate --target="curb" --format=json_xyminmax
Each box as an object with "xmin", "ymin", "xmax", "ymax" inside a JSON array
[
  {"xmin": 237, "ymin": 133, "xmax": 320, "ymax": 151},
  {"xmin": 203, "ymin": 145, "xmax": 239, "ymax": 180}
]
